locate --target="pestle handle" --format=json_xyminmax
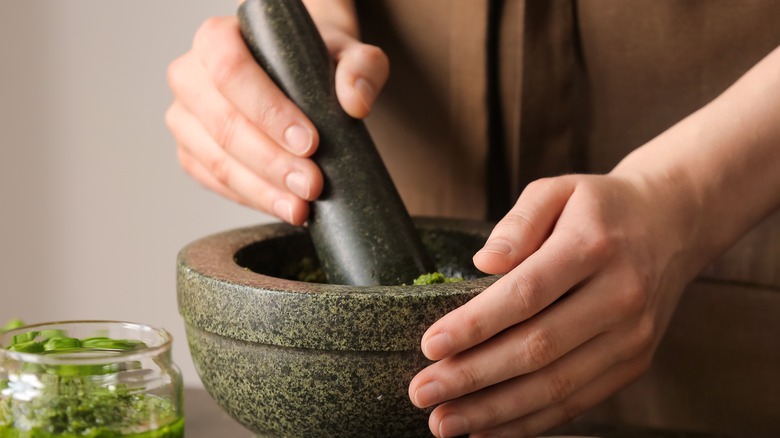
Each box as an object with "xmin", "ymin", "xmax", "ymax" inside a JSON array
[{"xmin": 237, "ymin": 0, "xmax": 435, "ymax": 285}]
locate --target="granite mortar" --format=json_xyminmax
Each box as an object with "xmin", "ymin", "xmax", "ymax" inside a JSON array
[{"xmin": 177, "ymin": 217, "xmax": 498, "ymax": 437}]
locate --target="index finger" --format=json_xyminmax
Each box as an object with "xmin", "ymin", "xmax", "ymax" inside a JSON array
[
  {"xmin": 421, "ymin": 228, "xmax": 604, "ymax": 361},
  {"xmin": 193, "ymin": 16, "xmax": 319, "ymax": 157}
]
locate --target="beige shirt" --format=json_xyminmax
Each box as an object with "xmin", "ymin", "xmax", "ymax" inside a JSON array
[{"xmin": 357, "ymin": 1, "xmax": 780, "ymax": 435}]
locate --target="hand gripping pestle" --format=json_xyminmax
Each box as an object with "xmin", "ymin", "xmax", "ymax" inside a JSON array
[{"xmin": 237, "ymin": 0, "xmax": 435, "ymax": 285}]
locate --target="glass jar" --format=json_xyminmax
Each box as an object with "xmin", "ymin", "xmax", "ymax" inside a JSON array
[{"xmin": 0, "ymin": 321, "xmax": 183, "ymax": 437}]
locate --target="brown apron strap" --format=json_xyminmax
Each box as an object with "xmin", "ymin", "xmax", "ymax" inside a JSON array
[{"xmin": 358, "ymin": 0, "xmax": 490, "ymax": 219}]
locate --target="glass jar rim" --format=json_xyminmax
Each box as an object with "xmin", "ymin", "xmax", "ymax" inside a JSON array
[{"xmin": 0, "ymin": 320, "xmax": 172, "ymax": 365}]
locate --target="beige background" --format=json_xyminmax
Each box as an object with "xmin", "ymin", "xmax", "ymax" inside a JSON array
[{"xmin": 0, "ymin": 1, "xmax": 272, "ymax": 387}]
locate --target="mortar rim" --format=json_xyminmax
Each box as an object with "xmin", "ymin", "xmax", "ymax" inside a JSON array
[{"xmin": 176, "ymin": 217, "xmax": 499, "ymax": 351}]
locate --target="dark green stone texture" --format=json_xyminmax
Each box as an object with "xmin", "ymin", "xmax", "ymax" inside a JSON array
[{"xmin": 238, "ymin": 0, "xmax": 434, "ymax": 286}]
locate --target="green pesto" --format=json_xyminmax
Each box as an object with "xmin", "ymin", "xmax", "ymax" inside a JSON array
[
  {"xmin": 281, "ymin": 259, "xmax": 464, "ymax": 286},
  {"xmin": 1, "ymin": 321, "xmax": 182, "ymax": 438},
  {"xmin": 0, "ymin": 320, "xmax": 24, "ymax": 334},
  {"xmin": 0, "ymin": 390, "xmax": 182, "ymax": 438},
  {"xmin": 412, "ymin": 272, "xmax": 464, "ymax": 285},
  {"xmin": 280, "ymin": 256, "xmax": 327, "ymax": 283},
  {"xmin": 0, "ymin": 416, "xmax": 184, "ymax": 438}
]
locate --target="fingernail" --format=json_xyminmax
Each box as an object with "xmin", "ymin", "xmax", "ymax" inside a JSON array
[
  {"xmin": 285, "ymin": 172, "xmax": 310, "ymax": 200},
  {"xmin": 354, "ymin": 78, "xmax": 375, "ymax": 112},
  {"xmin": 423, "ymin": 332, "xmax": 453, "ymax": 359},
  {"xmin": 414, "ymin": 381, "xmax": 443, "ymax": 407},
  {"xmin": 478, "ymin": 239, "xmax": 512, "ymax": 256},
  {"xmin": 273, "ymin": 198, "xmax": 294, "ymax": 223},
  {"xmin": 284, "ymin": 124, "xmax": 313, "ymax": 155},
  {"xmin": 439, "ymin": 414, "xmax": 469, "ymax": 438}
]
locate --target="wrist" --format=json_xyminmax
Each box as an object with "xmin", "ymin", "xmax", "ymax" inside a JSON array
[
  {"xmin": 610, "ymin": 46, "xmax": 780, "ymax": 274},
  {"xmin": 609, "ymin": 152, "xmax": 710, "ymax": 283}
]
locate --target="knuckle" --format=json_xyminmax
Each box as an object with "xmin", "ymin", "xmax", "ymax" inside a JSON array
[
  {"xmin": 613, "ymin": 273, "xmax": 649, "ymax": 316},
  {"xmin": 209, "ymin": 48, "xmax": 249, "ymax": 92},
  {"xmin": 524, "ymin": 327, "xmax": 557, "ymax": 370},
  {"xmin": 462, "ymin": 310, "xmax": 490, "ymax": 344},
  {"xmin": 194, "ymin": 16, "xmax": 230, "ymax": 47},
  {"xmin": 546, "ymin": 369, "xmax": 575, "ymax": 404},
  {"xmin": 176, "ymin": 147, "xmax": 195, "ymax": 172},
  {"xmin": 356, "ymin": 44, "xmax": 389, "ymax": 68},
  {"xmin": 164, "ymin": 103, "xmax": 188, "ymax": 136},
  {"xmin": 557, "ymin": 399, "xmax": 585, "ymax": 425},
  {"xmin": 210, "ymin": 57, "xmax": 240, "ymax": 92},
  {"xmin": 208, "ymin": 155, "xmax": 232, "ymax": 187},
  {"xmin": 166, "ymin": 56, "xmax": 184, "ymax": 90},
  {"xmin": 164, "ymin": 105, "xmax": 177, "ymax": 132},
  {"xmin": 455, "ymin": 361, "xmax": 483, "ymax": 393},
  {"xmin": 194, "ymin": 17, "xmax": 248, "ymax": 91},
  {"xmin": 213, "ymin": 109, "xmax": 242, "ymax": 152},
  {"xmin": 253, "ymin": 98, "xmax": 286, "ymax": 131},
  {"xmin": 478, "ymin": 401, "xmax": 504, "ymax": 428},
  {"xmin": 501, "ymin": 208, "xmax": 537, "ymax": 237},
  {"xmin": 198, "ymin": 16, "xmax": 221, "ymax": 33},
  {"xmin": 579, "ymin": 225, "xmax": 614, "ymax": 261},
  {"xmin": 522, "ymin": 177, "xmax": 553, "ymax": 195},
  {"xmin": 517, "ymin": 176, "xmax": 568, "ymax": 204},
  {"xmin": 253, "ymin": 139, "xmax": 283, "ymax": 173},
  {"xmin": 507, "ymin": 271, "xmax": 541, "ymax": 316},
  {"xmin": 629, "ymin": 317, "xmax": 656, "ymax": 357}
]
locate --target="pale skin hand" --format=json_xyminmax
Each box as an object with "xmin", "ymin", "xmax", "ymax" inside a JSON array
[
  {"xmin": 409, "ymin": 44, "xmax": 780, "ymax": 437},
  {"xmin": 167, "ymin": 5, "xmax": 780, "ymax": 437},
  {"xmin": 165, "ymin": 0, "xmax": 388, "ymax": 224}
]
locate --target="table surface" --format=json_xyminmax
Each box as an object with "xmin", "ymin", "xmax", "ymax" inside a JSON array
[
  {"xmin": 184, "ymin": 388, "xmax": 253, "ymax": 437},
  {"xmin": 183, "ymin": 388, "xmax": 730, "ymax": 438}
]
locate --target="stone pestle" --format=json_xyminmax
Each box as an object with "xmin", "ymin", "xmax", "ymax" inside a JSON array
[{"xmin": 237, "ymin": 0, "xmax": 435, "ymax": 285}]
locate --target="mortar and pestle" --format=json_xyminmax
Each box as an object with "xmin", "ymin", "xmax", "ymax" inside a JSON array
[{"xmin": 176, "ymin": 0, "xmax": 497, "ymax": 436}]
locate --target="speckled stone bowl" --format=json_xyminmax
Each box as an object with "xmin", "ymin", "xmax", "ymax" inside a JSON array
[{"xmin": 177, "ymin": 217, "xmax": 497, "ymax": 437}]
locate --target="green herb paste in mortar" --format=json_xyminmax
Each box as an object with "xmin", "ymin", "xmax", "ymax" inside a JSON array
[
  {"xmin": 411, "ymin": 272, "xmax": 464, "ymax": 285},
  {"xmin": 0, "ymin": 321, "xmax": 183, "ymax": 438},
  {"xmin": 284, "ymin": 257, "xmax": 464, "ymax": 285}
]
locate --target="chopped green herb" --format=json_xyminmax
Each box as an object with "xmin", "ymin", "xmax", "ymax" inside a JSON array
[
  {"xmin": 281, "ymin": 256, "xmax": 327, "ymax": 283},
  {"xmin": 7, "ymin": 340, "xmax": 45, "ymax": 353},
  {"xmin": 80, "ymin": 338, "xmax": 146, "ymax": 351},
  {"xmin": 0, "ymin": 319, "xmax": 24, "ymax": 334},
  {"xmin": 11, "ymin": 331, "xmax": 38, "ymax": 345},
  {"xmin": 43, "ymin": 337, "xmax": 81, "ymax": 352},
  {"xmin": 412, "ymin": 272, "xmax": 464, "ymax": 285},
  {"xmin": 1, "ymin": 320, "xmax": 182, "ymax": 437},
  {"xmin": 38, "ymin": 329, "xmax": 66, "ymax": 340}
]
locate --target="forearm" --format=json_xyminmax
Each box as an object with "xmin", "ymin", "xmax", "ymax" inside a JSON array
[{"xmin": 612, "ymin": 45, "xmax": 780, "ymax": 274}]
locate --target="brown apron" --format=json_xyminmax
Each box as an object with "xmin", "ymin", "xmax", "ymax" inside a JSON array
[{"xmin": 357, "ymin": 1, "xmax": 780, "ymax": 435}]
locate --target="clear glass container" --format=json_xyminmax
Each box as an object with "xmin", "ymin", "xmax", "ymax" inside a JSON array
[{"xmin": 0, "ymin": 321, "xmax": 183, "ymax": 437}]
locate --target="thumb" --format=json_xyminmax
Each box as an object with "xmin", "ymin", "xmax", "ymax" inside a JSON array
[
  {"xmin": 474, "ymin": 177, "xmax": 576, "ymax": 274},
  {"xmin": 334, "ymin": 42, "xmax": 390, "ymax": 119}
]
